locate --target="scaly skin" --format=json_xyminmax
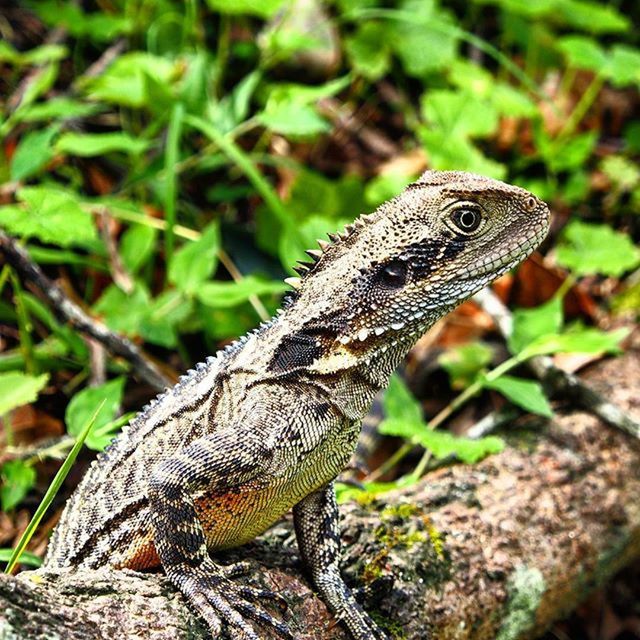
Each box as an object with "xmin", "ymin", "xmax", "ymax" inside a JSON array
[{"xmin": 45, "ymin": 171, "xmax": 550, "ymax": 639}]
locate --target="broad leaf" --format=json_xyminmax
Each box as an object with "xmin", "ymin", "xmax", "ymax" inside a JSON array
[
  {"xmin": 0, "ymin": 461, "xmax": 36, "ymax": 512},
  {"xmin": 11, "ymin": 125, "xmax": 60, "ymax": 181},
  {"xmin": 0, "ymin": 187, "xmax": 96, "ymax": 248},
  {"xmin": 556, "ymin": 220, "xmax": 640, "ymax": 276},
  {"xmin": 197, "ymin": 276, "xmax": 287, "ymax": 308},
  {"xmin": 508, "ymin": 297, "xmax": 563, "ymax": 355},
  {"xmin": 415, "ymin": 429, "xmax": 505, "ymax": 464},
  {"xmin": 484, "ymin": 375, "xmax": 553, "ymax": 417},
  {"xmin": 169, "ymin": 223, "xmax": 220, "ymax": 296},
  {"xmin": 65, "ymin": 378, "xmax": 125, "ymax": 450},
  {"xmin": 0, "ymin": 372, "xmax": 48, "ymax": 416},
  {"xmin": 380, "ymin": 374, "xmax": 424, "ymax": 433},
  {"xmin": 439, "ymin": 342, "xmax": 494, "ymax": 389}
]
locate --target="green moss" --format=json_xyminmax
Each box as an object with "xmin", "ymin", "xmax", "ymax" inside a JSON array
[
  {"xmin": 370, "ymin": 611, "xmax": 407, "ymax": 640},
  {"xmin": 380, "ymin": 502, "xmax": 421, "ymax": 521},
  {"xmin": 496, "ymin": 565, "xmax": 546, "ymax": 640}
]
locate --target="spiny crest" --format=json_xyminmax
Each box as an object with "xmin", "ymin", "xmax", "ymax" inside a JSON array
[{"xmin": 284, "ymin": 211, "xmax": 378, "ymax": 292}]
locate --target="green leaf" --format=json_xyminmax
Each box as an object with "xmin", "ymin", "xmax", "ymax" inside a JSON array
[
  {"xmin": 414, "ymin": 429, "xmax": 505, "ymax": 464},
  {"xmin": 119, "ymin": 224, "xmax": 158, "ymax": 274},
  {"xmin": 0, "ymin": 187, "xmax": 97, "ymax": 248},
  {"xmin": 421, "ymin": 89, "xmax": 499, "ymax": 138},
  {"xmin": 508, "ymin": 297, "xmax": 563, "ymax": 354},
  {"xmin": 0, "ymin": 41, "xmax": 67, "ymax": 66},
  {"xmin": 439, "ymin": 342, "xmax": 494, "ymax": 390},
  {"xmin": 17, "ymin": 97, "xmax": 102, "ymax": 122},
  {"xmin": 83, "ymin": 52, "xmax": 176, "ymax": 108},
  {"xmin": 0, "ymin": 372, "xmax": 48, "ymax": 415},
  {"xmin": 381, "ymin": 374, "xmax": 424, "ymax": 428},
  {"xmin": 18, "ymin": 63, "xmax": 59, "ymax": 112},
  {"xmin": 56, "ymin": 132, "xmax": 149, "ymax": 157},
  {"xmin": 205, "ymin": 0, "xmax": 286, "ymax": 17},
  {"xmin": 419, "ymin": 129, "xmax": 506, "ymax": 179},
  {"xmin": 197, "ymin": 276, "xmax": 287, "ymax": 308},
  {"xmin": 32, "ymin": 2, "xmax": 132, "ymax": 41},
  {"xmin": 93, "ymin": 283, "xmax": 150, "ymax": 336},
  {"xmin": 556, "ymin": 220, "xmax": 640, "ymax": 276},
  {"xmin": 0, "ymin": 461, "xmax": 36, "ymax": 512},
  {"xmin": 600, "ymin": 156, "xmax": 640, "ymax": 192},
  {"xmin": 65, "ymin": 378, "xmax": 125, "ymax": 450},
  {"xmin": 558, "ymin": 0, "xmax": 629, "ymax": 34},
  {"xmin": 10, "ymin": 125, "xmax": 60, "ymax": 181},
  {"xmin": 389, "ymin": 0, "xmax": 458, "ymax": 76},
  {"xmin": 168, "ymin": 224, "xmax": 220, "ymax": 296},
  {"xmin": 484, "ymin": 375, "xmax": 553, "ymax": 417},
  {"xmin": 258, "ymin": 102, "xmax": 330, "ymax": 136},
  {"xmin": 536, "ymin": 130, "xmax": 597, "ymax": 172},
  {"xmin": 344, "ymin": 22, "xmax": 391, "ymax": 80},
  {"xmin": 490, "ymin": 84, "xmax": 537, "ymax": 117},
  {"xmin": 140, "ymin": 290, "xmax": 193, "ymax": 348},
  {"xmin": 257, "ymin": 77, "xmax": 350, "ymax": 137},
  {"xmin": 557, "ymin": 36, "xmax": 607, "ymax": 72},
  {"xmin": 607, "ymin": 45, "xmax": 640, "ymax": 87},
  {"xmin": 207, "ymin": 71, "xmax": 261, "ymax": 134},
  {"xmin": 5, "ymin": 401, "xmax": 102, "ymax": 574},
  {"xmin": 524, "ymin": 327, "xmax": 628, "ymax": 358}
]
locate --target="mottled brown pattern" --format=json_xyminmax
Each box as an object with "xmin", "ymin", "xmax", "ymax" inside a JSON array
[{"xmin": 44, "ymin": 171, "xmax": 550, "ymax": 640}]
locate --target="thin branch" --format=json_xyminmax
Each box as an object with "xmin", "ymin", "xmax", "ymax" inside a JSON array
[
  {"xmin": 0, "ymin": 231, "xmax": 171, "ymax": 392},
  {"xmin": 473, "ymin": 287, "xmax": 640, "ymax": 439}
]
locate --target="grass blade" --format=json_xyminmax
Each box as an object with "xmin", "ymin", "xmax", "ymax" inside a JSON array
[{"xmin": 4, "ymin": 399, "xmax": 105, "ymax": 574}]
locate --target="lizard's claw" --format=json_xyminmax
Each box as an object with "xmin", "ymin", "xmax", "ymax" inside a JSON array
[{"xmin": 173, "ymin": 562, "xmax": 293, "ymax": 640}]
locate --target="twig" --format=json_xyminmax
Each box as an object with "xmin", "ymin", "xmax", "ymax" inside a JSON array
[
  {"xmin": 78, "ymin": 38, "xmax": 126, "ymax": 82},
  {"xmin": 465, "ymin": 405, "xmax": 520, "ymax": 439},
  {"xmin": 0, "ymin": 231, "xmax": 171, "ymax": 392},
  {"xmin": 473, "ymin": 287, "xmax": 640, "ymax": 439}
]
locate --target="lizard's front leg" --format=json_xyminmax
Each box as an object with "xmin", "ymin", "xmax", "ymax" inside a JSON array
[
  {"xmin": 147, "ymin": 430, "xmax": 292, "ymax": 640},
  {"xmin": 294, "ymin": 482, "xmax": 389, "ymax": 640}
]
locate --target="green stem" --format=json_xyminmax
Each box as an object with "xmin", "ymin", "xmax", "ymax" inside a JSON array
[
  {"xmin": 183, "ymin": 114, "xmax": 294, "ymax": 230},
  {"xmin": 556, "ymin": 74, "xmax": 605, "ymax": 141},
  {"xmin": 214, "ymin": 15, "xmax": 231, "ymax": 98},
  {"xmin": 410, "ymin": 351, "xmax": 530, "ymax": 477},
  {"xmin": 163, "ymin": 102, "xmax": 185, "ymax": 274},
  {"xmin": 10, "ymin": 271, "xmax": 35, "ymax": 375}
]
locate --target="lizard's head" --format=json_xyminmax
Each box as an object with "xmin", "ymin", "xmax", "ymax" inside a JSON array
[{"xmin": 277, "ymin": 170, "xmax": 550, "ymax": 372}]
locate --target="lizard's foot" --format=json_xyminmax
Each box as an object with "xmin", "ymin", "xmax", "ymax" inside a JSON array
[
  {"xmin": 316, "ymin": 574, "xmax": 389, "ymax": 640},
  {"xmin": 172, "ymin": 563, "xmax": 293, "ymax": 640},
  {"xmin": 336, "ymin": 606, "xmax": 389, "ymax": 640}
]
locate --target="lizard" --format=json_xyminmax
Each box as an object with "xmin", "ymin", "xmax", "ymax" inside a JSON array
[{"xmin": 43, "ymin": 170, "xmax": 550, "ymax": 640}]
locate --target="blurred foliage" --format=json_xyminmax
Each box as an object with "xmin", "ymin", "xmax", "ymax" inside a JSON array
[{"xmin": 0, "ymin": 0, "xmax": 639, "ymax": 517}]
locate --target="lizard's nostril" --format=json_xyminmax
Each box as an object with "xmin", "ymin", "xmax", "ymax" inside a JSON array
[{"xmin": 525, "ymin": 196, "xmax": 537, "ymax": 211}]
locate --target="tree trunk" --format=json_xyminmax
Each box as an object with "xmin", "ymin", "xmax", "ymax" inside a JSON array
[{"xmin": 2, "ymin": 350, "xmax": 640, "ymax": 640}]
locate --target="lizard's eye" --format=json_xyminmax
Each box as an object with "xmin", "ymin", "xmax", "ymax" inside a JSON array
[
  {"xmin": 450, "ymin": 204, "xmax": 483, "ymax": 234},
  {"xmin": 378, "ymin": 259, "xmax": 408, "ymax": 288}
]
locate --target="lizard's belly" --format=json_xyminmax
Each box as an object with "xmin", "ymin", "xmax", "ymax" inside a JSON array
[
  {"xmin": 195, "ymin": 480, "xmax": 302, "ymax": 549},
  {"xmin": 196, "ymin": 420, "xmax": 360, "ymax": 549}
]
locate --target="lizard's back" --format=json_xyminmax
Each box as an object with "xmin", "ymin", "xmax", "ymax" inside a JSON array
[{"xmin": 46, "ymin": 351, "xmax": 228, "ymax": 570}]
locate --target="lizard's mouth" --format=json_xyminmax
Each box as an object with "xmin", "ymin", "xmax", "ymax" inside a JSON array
[{"xmin": 465, "ymin": 224, "xmax": 548, "ymax": 281}]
